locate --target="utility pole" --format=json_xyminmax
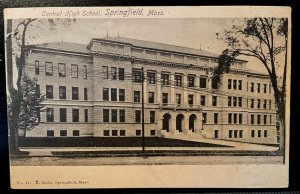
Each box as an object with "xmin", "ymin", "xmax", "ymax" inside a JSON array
[{"xmin": 141, "ymin": 67, "xmax": 145, "ymax": 155}]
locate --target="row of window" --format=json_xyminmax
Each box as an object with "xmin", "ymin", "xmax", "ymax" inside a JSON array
[
  {"xmin": 102, "ymin": 66, "xmax": 125, "ymax": 80},
  {"xmin": 103, "ymin": 109, "xmax": 156, "ymax": 123},
  {"xmin": 228, "ymin": 130, "xmax": 268, "ymax": 138},
  {"xmin": 228, "ymin": 113, "xmax": 243, "ymax": 124},
  {"xmin": 228, "ymin": 96, "xmax": 243, "ymax": 107},
  {"xmin": 44, "ymin": 85, "xmax": 88, "ymax": 100},
  {"xmin": 103, "ymin": 129, "xmax": 156, "ymax": 136},
  {"xmin": 35, "ymin": 61, "xmax": 87, "ymax": 79},
  {"xmin": 228, "ymin": 79, "xmax": 242, "ymax": 90},
  {"xmin": 250, "ymin": 114, "xmax": 272, "ymax": 125},
  {"xmin": 249, "ymin": 99, "xmax": 272, "ymax": 109},
  {"xmin": 103, "ymin": 88, "xmax": 125, "ymax": 101},
  {"xmin": 249, "ymin": 82, "xmax": 272, "ymax": 94},
  {"xmin": 46, "ymin": 108, "xmax": 88, "ymax": 123},
  {"xmin": 47, "ymin": 130, "xmax": 80, "ymax": 137}
]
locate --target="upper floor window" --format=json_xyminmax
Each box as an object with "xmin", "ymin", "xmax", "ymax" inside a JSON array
[
  {"xmin": 59, "ymin": 86, "xmax": 66, "ymax": 99},
  {"xmin": 119, "ymin": 89, "xmax": 125, "ymax": 101},
  {"xmin": 212, "ymin": 96, "xmax": 217, "ymax": 106},
  {"xmin": 72, "ymin": 109, "xmax": 79, "ymax": 122},
  {"xmin": 176, "ymin": 94, "xmax": 181, "ymax": 105},
  {"xmin": 111, "ymin": 67, "xmax": 117, "ymax": 80},
  {"xmin": 228, "ymin": 113, "xmax": 232, "ymax": 124},
  {"xmin": 257, "ymin": 99, "xmax": 261, "ymax": 109},
  {"xmin": 84, "ymin": 88, "xmax": 88, "ymax": 100},
  {"xmin": 102, "ymin": 66, "xmax": 108, "ymax": 79},
  {"xmin": 228, "ymin": 79, "xmax": 232, "ymax": 89},
  {"xmin": 161, "ymin": 73, "xmax": 170, "ymax": 85},
  {"xmin": 147, "ymin": 71, "xmax": 156, "ymax": 84},
  {"xmin": 188, "ymin": 75, "xmax": 195, "ymax": 87},
  {"xmin": 119, "ymin": 68, "xmax": 124, "ymax": 80},
  {"xmin": 214, "ymin": 113, "xmax": 218, "ymax": 124},
  {"xmin": 263, "ymin": 99, "xmax": 267, "ymax": 109},
  {"xmin": 59, "ymin": 63, "xmax": 66, "ymax": 77},
  {"xmin": 46, "ymin": 85, "xmax": 53, "ymax": 99},
  {"xmin": 103, "ymin": 109, "xmax": 109, "ymax": 122},
  {"xmin": 111, "ymin": 88, "xmax": 117, "ymax": 101},
  {"xmin": 202, "ymin": 112, "xmax": 207, "ymax": 123},
  {"xmin": 201, "ymin": 95, "xmax": 206, "ymax": 106},
  {"xmin": 111, "ymin": 109, "xmax": 118, "ymax": 122},
  {"xmin": 251, "ymin": 114, "xmax": 254, "ymax": 124},
  {"xmin": 228, "ymin": 96, "xmax": 232, "ymax": 106},
  {"xmin": 148, "ymin": 92, "xmax": 155, "ymax": 103},
  {"xmin": 200, "ymin": 77, "xmax": 207, "ymax": 88},
  {"xmin": 45, "ymin": 62, "xmax": 53, "ymax": 75},
  {"xmin": 188, "ymin": 94, "xmax": 194, "ymax": 105},
  {"xmin": 103, "ymin": 88, "xmax": 109, "ymax": 101},
  {"xmin": 233, "ymin": 97, "xmax": 237, "ymax": 107},
  {"xmin": 238, "ymin": 97, "xmax": 242, "ymax": 107},
  {"xmin": 233, "ymin": 80, "xmax": 237, "ymax": 90},
  {"xmin": 162, "ymin": 93, "xmax": 168, "ymax": 104},
  {"xmin": 72, "ymin": 87, "xmax": 79, "ymax": 100},
  {"xmin": 250, "ymin": 99, "xmax": 254, "ymax": 108},
  {"xmin": 134, "ymin": 91, "xmax": 140, "ymax": 102},
  {"xmin": 84, "ymin": 109, "xmax": 88, "ymax": 122},
  {"xmin": 135, "ymin": 110, "xmax": 141, "ymax": 123},
  {"xmin": 83, "ymin": 65, "xmax": 87, "ymax": 79},
  {"xmin": 132, "ymin": 69, "xmax": 142, "ymax": 83},
  {"xmin": 71, "ymin": 64, "xmax": 78, "ymax": 78},
  {"xmin": 175, "ymin": 74, "xmax": 182, "ymax": 86},
  {"xmin": 35, "ymin": 61, "xmax": 39, "ymax": 75},
  {"xmin": 59, "ymin": 108, "xmax": 67, "ymax": 122},
  {"xmin": 150, "ymin": 111, "xmax": 155, "ymax": 123},
  {"xmin": 238, "ymin": 80, "xmax": 242, "ymax": 90},
  {"xmin": 46, "ymin": 108, "xmax": 54, "ymax": 122},
  {"xmin": 257, "ymin": 83, "xmax": 261, "ymax": 93},
  {"xmin": 119, "ymin": 110, "xmax": 125, "ymax": 122},
  {"xmin": 264, "ymin": 84, "xmax": 267, "ymax": 93},
  {"xmin": 250, "ymin": 82, "xmax": 254, "ymax": 92}
]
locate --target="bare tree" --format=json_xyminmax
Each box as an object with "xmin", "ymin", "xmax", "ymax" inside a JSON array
[{"xmin": 213, "ymin": 18, "xmax": 288, "ymax": 154}]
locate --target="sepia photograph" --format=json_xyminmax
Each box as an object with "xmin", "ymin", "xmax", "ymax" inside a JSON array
[{"xmin": 4, "ymin": 6, "xmax": 291, "ymax": 188}]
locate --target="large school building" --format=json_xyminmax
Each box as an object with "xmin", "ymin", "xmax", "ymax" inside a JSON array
[{"xmin": 24, "ymin": 37, "xmax": 277, "ymax": 144}]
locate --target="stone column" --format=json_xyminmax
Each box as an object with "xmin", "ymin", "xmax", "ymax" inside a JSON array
[
  {"xmin": 171, "ymin": 113, "xmax": 177, "ymax": 134},
  {"xmin": 183, "ymin": 113, "xmax": 189, "ymax": 133}
]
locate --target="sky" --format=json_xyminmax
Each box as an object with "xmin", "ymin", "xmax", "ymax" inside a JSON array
[{"xmin": 13, "ymin": 18, "xmax": 267, "ymax": 73}]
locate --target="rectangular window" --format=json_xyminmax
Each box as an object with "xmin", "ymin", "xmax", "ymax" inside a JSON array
[
  {"xmin": 46, "ymin": 108, "xmax": 54, "ymax": 122},
  {"xmin": 103, "ymin": 130, "xmax": 110, "ymax": 136},
  {"xmin": 147, "ymin": 71, "xmax": 156, "ymax": 84},
  {"xmin": 102, "ymin": 66, "xmax": 108, "ymax": 79},
  {"xmin": 111, "ymin": 67, "xmax": 117, "ymax": 80},
  {"xmin": 132, "ymin": 69, "xmax": 142, "ymax": 83},
  {"xmin": 72, "ymin": 109, "xmax": 79, "ymax": 122},
  {"xmin": 234, "ymin": 130, "xmax": 238, "ymax": 138},
  {"xmin": 60, "ymin": 130, "xmax": 67, "ymax": 137},
  {"xmin": 112, "ymin": 130, "xmax": 118, "ymax": 136},
  {"xmin": 71, "ymin": 64, "xmax": 78, "ymax": 78},
  {"xmin": 257, "ymin": 115, "xmax": 261, "ymax": 125},
  {"xmin": 73, "ymin": 130, "xmax": 80, "ymax": 137},
  {"xmin": 161, "ymin": 73, "xmax": 170, "ymax": 85},
  {"xmin": 35, "ymin": 61, "xmax": 39, "ymax": 75},
  {"xmin": 263, "ymin": 99, "xmax": 267, "ymax": 109},
  {"xmin": 83, "ymin": 65, "xmax": 87, "ymax": 79},
  {"xmin": 103, "ymin": 109, "xmax": 109, "ymax": 122},
  {"xmin": 264, "ymin": 115, "xmax": 267, "ymax": 125},
  {"xmin": 212, "ymin": 78, "xmax": 219, "ymax": 89},
  {"xmin": 136, "ymin": 130, "xmax": 141, "ymax": 136},
  {"xmin": 264, "ymin": 84, "xmax": 267, "ymax": 93},
  {"xmin": 233, "ymin": 113, "xmax": 237, "ymax": 124},
  {"xmin": 264, "ymin": 130, "xmax": 268, "ymax": 137},
  {"xmin": 111, "ymin": 109, "xmax": 117, "ymax": 122},
  {"xmin": 72, "ymin": 87, "xmax": 79, "ymax": 100},
  {"xmin": 200, "ymin": 77, "xmax": 207, "ymax": 88},
  {"xmin": 238, "ymin": 97, "xmax": 242, "ymax": 107},
  {"xmin": 233, "ymin": 97, "xmax": 237, "ymax": 107},
  {"xmin": 251, "ymin": 130, "xmax": 255, "ymax": 138},
  {"xmin": 58, "ymin": 63, "xmax": 66, "ymax": 77},
  {"xmin": 251, "ymin": 114, "xmax": 254, "ymax": 124},
  {"xmin": 257, "ymin": 83, "xmax": 261, "ymax": 93},
  {"xmin": 238, "ymin": 80, "xmax": 242, "ymax": 90},
  {"xmin": 228, "ymin": 79, "xmax": 232, "ymax": 89},
  {"xmin": 250, "ymin": 99, "xmax": 254, "ymax": 108},
  {"xmin": 239, "ymin": 130, "xmax": 243, "ymax": 138},
  {"xmin": 233, "ymin": 80, "xmax": 237, "ymax": 90},
  {"xmin": 46, "ymin": 85, "xmax": 53, "ymax": 99},
  {"xmin": 188, "ymin": 75, "xmax": 195, "ymax": 87},
  {"xmin": 150, "ymin": 130, "xmax": 156, "ymax": 136},
  {"xmin": 188, "ymin": 94, "xmax": 194, "ymax": 105},
  {"xmin": 150, "ymin": 111, "xmax": 155, "ymax": 123},
  {"xmin": 135, "ymin": 110, "xmax": 141, "ymax": 123},
  {"xmin": 250, "ymin": 82, "xmax": 254, "ymax": 92},
  {"xmin": 84, "ymin": 109, "xmax": 88, "ymax": 122},
  {"xmin": 257, "ymin": 99, "xmax": 261, "ymax": 109},
  {"xmin": 119, "ymin": 68, "xmax": 125, "ymax": 80},
  {"xmin": 199, "ymin": 113, "xmax": 206, "ymax": 126},
  {"xmin": 111, "ymin": 88, "xmax": 117, "ymax": 101},
  {"xmin": 228, "ymin": 113, "xmax": 232, "ymax": 124},
  {"xmin": 60, "ymin": 108, "xmax": 67, "ymax": 122},
  {"xmin": 120, "ymin": 130, "xmax": 126, "ymax": 136},
  {"xmin": 229, "ymin": 130, "xmax": 233, "ymax": 138},
  {"xmin": 176, "ymin": 94, "xmax": 181, "ymax": 105},
  {"xmin": 162, "ymin": 93, "xmax": 168, "ymax": 104},
  {"xmin": 228, "ymin": 96, "xmax": 232, "ymax": 106},
  {"xmin": 119, "ymin": 89, "xmax": 125, "ymax": 101},
  {"xmin": 175, "ymin": 74, "xmax": 182, "ymax": 86},
  {"xmin": 239, "ymin": 114, "xmax": 243, "ymax": 124},
  {"xmin": 214, "ymin": 113, "xmax": 218, "ymax": 124},
  {"xmin": 119, "ymin": 110, "xmax": 125, "ymax": 122},
  {"xmin": 103, "ymin": 88, "xmax": 109, "ymax": 101},
  {"xmin": 84, "ymin": 88, "xmax": 88, "ymax": 100},
  {"xmin": 270, "ymin": 115, "xmax": 272, "ymax": 125},
  {"xmin": 134, "ymin": 91, "xmax": 140, "ymax": 102},
  {"xmin": 269, "ymin": 100, "xmax": 272, "ymax": 109},
  {"xmin": 201, "ymin": 95, "xmax": 206, "ymax": 106},
  {"xmin": 45, "ymin": 62, "xmax": 53, "ymax": 75},
  {"xmin": 212, "ymin": 96, "xmax": 217, "ymax": 106},
  {"xmin": 59, "ymin": 86, "xmax": 66, "ymax": 99},
  {"xmin": 148, "ymin": 92, "xmax": 155, "ymax": 103},
  {"xmin": 258, "ymin": 130, "xmax": 261, "ymax": 138}
]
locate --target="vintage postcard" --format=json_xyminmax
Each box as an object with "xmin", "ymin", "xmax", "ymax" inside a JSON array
[{"xmin": 4, "ymin": 6, "xmax": 291, "ymax": 188}]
